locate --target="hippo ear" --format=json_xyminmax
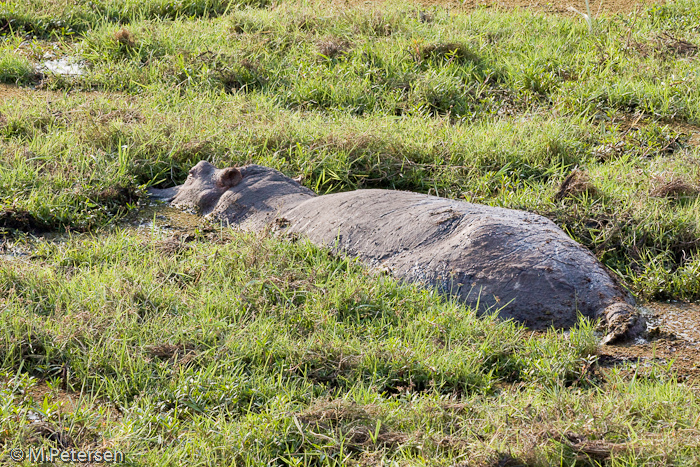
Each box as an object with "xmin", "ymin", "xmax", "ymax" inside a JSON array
[{"xmin": 217, "ymin": 167, "xmax": 242, "ymax": 188}]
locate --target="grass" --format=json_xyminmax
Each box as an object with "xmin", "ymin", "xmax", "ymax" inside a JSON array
[
  {"xmin": 0, "ymin": 0, "xmax": 266, "ymax": 38},
  {"xmin": 1, "ymin": 85, "xmax": 698, "ymax": 300},
  {"xmin": 2, "ymin": 224, "xmax": 699, "ymax": 465},
  {"xmin": 1, "ymin": 0, "xmax": 700, "ymax": 464},
  {"xmin": 1, "ymin": 1, "xmax": 698, "ymax": 299}
]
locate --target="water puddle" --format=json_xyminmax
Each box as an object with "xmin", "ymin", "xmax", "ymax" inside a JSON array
[
  {"xmin": 640, "ymin": 301, "xmax": 700, "ymax": 344},
  {"xmin": 124, "ymin": 202, "xmax": 206, "ymax": 236},
  {"xmin": 0, "ymin": 240, "xmax": 32, "ymax": 263},
  {"xmin": 39, "ymin": 57, "xmax": 86, "ymax": 76},
  {"xmin": 599, "ymin": 301, "xmax": 700, "ymax": 380}
]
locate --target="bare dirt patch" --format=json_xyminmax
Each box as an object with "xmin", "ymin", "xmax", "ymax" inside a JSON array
[{"xmin": 0, "ymin": 83, "xmax": 41, "ymax": 100}]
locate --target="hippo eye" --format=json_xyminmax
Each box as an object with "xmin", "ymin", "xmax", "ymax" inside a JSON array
[{"xmin": 188, "ymin": 168, "xmax": 195, "ymax": 177}]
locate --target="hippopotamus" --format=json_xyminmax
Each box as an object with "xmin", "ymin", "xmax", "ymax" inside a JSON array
[{"xmin": 149, "ymin": 161, "xmax": 643, "ymax": 342}]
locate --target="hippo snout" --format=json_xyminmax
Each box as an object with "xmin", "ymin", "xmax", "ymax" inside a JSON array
[{"xmin": 148, "ymin": 185, "xmax": 181, "ymax": 202}]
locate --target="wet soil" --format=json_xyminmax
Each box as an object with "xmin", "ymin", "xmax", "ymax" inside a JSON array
[
  {"xmin": 598, "ymin": 302, "xmax": 700, "ymax": 381},
  {"xmin": 123, "ymin": 202, "xmax": 209, "ymax": 234}
]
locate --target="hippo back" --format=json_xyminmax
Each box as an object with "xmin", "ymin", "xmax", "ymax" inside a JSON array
[{"xmin": 281, "ymin": 189, "xmax": 633, "ymax": 329}]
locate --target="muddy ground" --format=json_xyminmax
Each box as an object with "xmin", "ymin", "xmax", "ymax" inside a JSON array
[{"xmin": 598, "ymin": 302, "xmax": 700, "ymax": 382}]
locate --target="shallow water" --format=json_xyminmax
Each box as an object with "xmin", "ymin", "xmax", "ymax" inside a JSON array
[
  {"xmin": 640, "ymin": 301, "xmax": 700, "ymax": 344},
  {"xmin": 40, "ymin": 58, "xmax": 86, "ymax": 76},
  {"xmin": 125, "ymin": 202, "xmax": 206, "ymax": 235},
  {"xmin": 599, "ymin": 301, "xmax": 700, "ymax": 380},
  {"xmin": 0, "ymin": 241, "xmax": 32, "ymax": 263}
]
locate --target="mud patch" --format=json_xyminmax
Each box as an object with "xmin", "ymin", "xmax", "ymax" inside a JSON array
[
  {"xmin": 0, "ymin": 209, "xmax": 49, "ymax": 235},
  {"xmin": 123, "ymin": 203, "xmax": 227, "ymax": 245},
  {"xmin": 643, "ymin": 301, "xmax": 700, "ymax": 344},
  {"xmin": 600, "ymin": 301, "xmax": 700, "ymax": 380},
  {"xmin": 0, "ymin": 238, "xmax": 32, "ymax": 262}
]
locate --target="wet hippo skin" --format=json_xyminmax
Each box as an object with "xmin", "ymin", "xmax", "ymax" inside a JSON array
[{"xmin": 149, "ymin": 161, "xmax": 643, "ymax": 341}]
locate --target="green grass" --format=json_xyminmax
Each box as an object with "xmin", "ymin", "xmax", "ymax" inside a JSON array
[
  {"xmin": 2, "ymin": 225, "xmax": 699, "ymax": 465},
  {"xmin": 0, "ymin": 0, "xmax": 266, "ymax": 38},
  {"xmin": 1, "ymin": 84, "xmax": 698, "ymax": 300},
  {"xmin": 1, "ymin": 0, "xmax": 700, "ymax": 464},
  {"xmin": 16, "ymin": 1, "xmax": 696, "ymax": 122},
  {"xmin": 2, "ymin": 1, "xmax": 698, "ymax": 299},
  {"xmin": 0, "ymin": 36, "xmax": 37, "ymax": 84}
]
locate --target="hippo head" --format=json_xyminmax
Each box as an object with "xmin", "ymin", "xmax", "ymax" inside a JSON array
[
  {"xmin": 149, "ymin": 161, "xmax": 316, "ymax": 229},
  {"xmin": 152, "ymin": 160, "xmax": 243, "ymax": 215}
]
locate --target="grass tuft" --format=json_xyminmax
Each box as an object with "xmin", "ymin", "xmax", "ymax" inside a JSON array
[
  {"xmin": 316, "ymin": 37, "xmax": 352, "ymax": 60},
  {"xmin": 554, "ymin": 168, "xmax": 601, "ymax": 201},
  {"xmin": 113, "ymin": 27, "xmax": 136, "ymax": 48},
  {"xmin": 416, "ymin": 42, "xmax": 479, "ymax": 65},
  {"xmin": 649, "ymin": 174, "xmax": 699, "ymax": 199}
]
